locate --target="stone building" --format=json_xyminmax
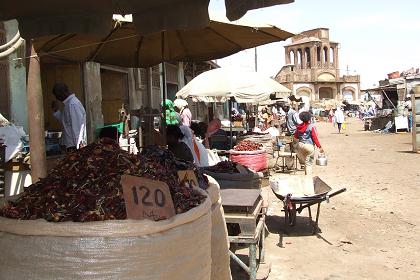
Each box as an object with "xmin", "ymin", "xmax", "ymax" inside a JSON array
[{"xmin": 275, "ymin": 28, "xmax": 360, "ymax": 105}]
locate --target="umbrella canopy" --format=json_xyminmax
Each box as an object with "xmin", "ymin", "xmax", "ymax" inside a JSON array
[
  {"xmin": 33, "ymin": 18, "xmax": 293, "ymax": 68},
  {"xmin": 175, "ymin": 68, "xmax": 291, "ymax": 103},
  {"xmin": 0, "ymin": 0, "xmax": 294, "ymax": 39}
]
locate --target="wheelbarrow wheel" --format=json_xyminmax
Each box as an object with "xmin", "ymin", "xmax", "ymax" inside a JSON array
[{"xmin": 284, "ymin": 203, "xmax": 297, "ymax": 226}]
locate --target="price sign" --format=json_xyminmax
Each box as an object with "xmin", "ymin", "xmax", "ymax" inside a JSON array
[
  {"xmin": 121, "ymin": 175, "xmax": 175, "ymax": 221},
  {"xmin": 178, "ymin": 170, "xmax": 198, "ymax": 188}
]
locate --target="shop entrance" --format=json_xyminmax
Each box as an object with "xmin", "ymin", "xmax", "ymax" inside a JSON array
[
  {"xmin": 100, "ymin": 69, "xmax": 129, "ymax": 125},
  {"xmin": 319, "ymin": 87, "xmax": 334, "ymax": 100}
]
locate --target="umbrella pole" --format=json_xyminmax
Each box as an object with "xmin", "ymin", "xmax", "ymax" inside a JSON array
[
  {"xmin": 161, "ymin": 31, "xmax": 167, "ymax": 145},
  {"xmin": 229, "ymin": 98, "xmax": 233, "ymax": 149}
]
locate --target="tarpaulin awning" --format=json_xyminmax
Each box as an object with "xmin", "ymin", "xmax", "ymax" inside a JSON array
[
  {"xmin": 0, "ymin": 0, "xmax": 294, "ymax": 39},
  {"xmin": 33, "ymin": 18, "xmax": 294, "ymax": 68}
]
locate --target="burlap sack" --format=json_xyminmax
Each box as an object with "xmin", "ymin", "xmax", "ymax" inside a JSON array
[
  {"xmin": 206, "ymin": 176, "xmax": 231, "ymax": 280},
  {"xmin": 0, "ymin": 189, "xmax": 212, "ymax": 280}
]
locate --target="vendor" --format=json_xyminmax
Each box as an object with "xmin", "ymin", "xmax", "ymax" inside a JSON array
[
  {"xmin": 162, "ymin": 100, "xmax": 180, "ymax": 125},
  {"xmin": 51, "ymin": 83, "xmax": 86, "ymax": 151},
  {"xmin": 174, "ymin": 99, "xmax": 192, "ymax": 127},
  {"xmin": 166, "ymin": 125, "xmax": 194, "ymax": 162}
]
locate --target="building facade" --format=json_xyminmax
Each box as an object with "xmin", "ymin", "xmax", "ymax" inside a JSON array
[
  {"xmin": 0, "ymin": 19, "xmax": 219, "ymax": 144},
  {"xmin": 275, "ymin": 28, "xmax": 360, "ymax": 105}
]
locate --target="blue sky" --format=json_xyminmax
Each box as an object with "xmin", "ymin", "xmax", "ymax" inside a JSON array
[{"xmin": 209, "ymin": 0, "xmax": 420, "ymax": 88}]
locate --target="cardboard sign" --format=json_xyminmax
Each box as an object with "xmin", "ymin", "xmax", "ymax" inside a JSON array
[
  {"xmin": 178, "ymin": 170, "xmax": 198, "ymax": 188},
  {"xmin": 121, "ymin": 175, "xmax": 175, "ymax": 221}
]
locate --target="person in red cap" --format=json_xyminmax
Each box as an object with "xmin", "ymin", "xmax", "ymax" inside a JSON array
[{"xmin": 294, "ymin": 111, "xmax": 325, "ymax": 175}]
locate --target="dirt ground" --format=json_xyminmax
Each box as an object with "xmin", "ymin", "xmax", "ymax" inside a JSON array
[{"xmin": 231, "ymin": 118, "xmax": 420, "ymax": 280}]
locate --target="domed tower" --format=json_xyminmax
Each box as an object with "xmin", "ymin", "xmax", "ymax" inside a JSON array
[{"xmin": 275, "ymin": 28, "xmax": 360, "ymax": 105}]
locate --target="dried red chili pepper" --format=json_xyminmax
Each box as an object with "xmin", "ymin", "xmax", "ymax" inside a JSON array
[
  {"xmin": 233, "ymin": 140, "xmax": 262, "ymax": 151},
  {"xmin": 0, "ymin": 140, "xmax": 207, "ymax": 222}
]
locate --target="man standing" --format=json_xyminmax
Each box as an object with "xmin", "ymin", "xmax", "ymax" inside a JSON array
[
  {"xmin": 283, "ymin": 104, "xmax": 301, "ymax": 136},
  {"xmin": 334, "ymin": 106, "xmax": 345, "ymax": 134},
  {"xmin": 52, "ymin": 83, "xmax": 87, "ymax": 151},
  {"xmin": 282, "ymin": 104, "xmax": 301, "ymax": 170}
]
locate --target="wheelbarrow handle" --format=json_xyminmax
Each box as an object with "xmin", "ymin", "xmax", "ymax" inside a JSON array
[{"xmin": 328, "ymin": 188, "xmax": 347, "ymax": 198}]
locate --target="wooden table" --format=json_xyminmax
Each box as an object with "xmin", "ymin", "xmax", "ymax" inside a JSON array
[{"xmin": 221, "ymin": 189, "xmax": 266, "ymax": 280}]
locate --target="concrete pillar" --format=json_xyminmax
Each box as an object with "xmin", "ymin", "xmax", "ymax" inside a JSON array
[
  {"xmin": 147, "ymin": 67, "xmax": 153, "ymax": 107},
  {"xmin": 285, "ymin": 48, "xmax": 291, "ymax": 65},
  {"xmin": 128, "ymin": 68, "xmax": 141, "ymax": 110},
  {"xmin": 82, "ymin": 62, "xmax": 104, "ymax": 143},
  {"xmin": 326, "ymin": 45, "xmax": 331, "ymax": 66},
  {"xmin": 334, "ymin": 46, "xmax": 340, "ymax": 71},
  {"xmin": 5, "ymin": 20, "xmax": 28, "ymax": 131},
  {"xmin": 177, "ymin": 62, "xmax": 185, "ymax": 89},
  {"xmin": 310, "ymin": 46, "xmax": 317, "ymax": 69},
  {"xmin": 27, "ymin": 45, "xmax": 47, "ymax": 181}
]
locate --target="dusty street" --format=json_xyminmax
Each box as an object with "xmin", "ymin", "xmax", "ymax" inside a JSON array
[{"xmin": 232, "ymin": 118, "xmax": 420, "ymax": 280}]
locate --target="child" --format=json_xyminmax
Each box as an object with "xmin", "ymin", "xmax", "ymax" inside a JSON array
[{"xmin": 294, "ymin": 111, "xmax": 325, "ymax": 175}]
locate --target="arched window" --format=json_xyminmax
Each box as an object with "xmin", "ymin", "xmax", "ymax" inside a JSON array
[
  {"xmin": 323, "ymin": 47, "xmax": 328, "ymax": 64},
  {"xmin": 330, "ymin": 47, "xmax": 334, "ymax": 64},
  {"xmin": 297, "ymin": 49, "xmax": 302, "ymax": 66},
  {"xmin": 289, "ymin": 50, "xmax": 295, "ymax": 65},
  {"xmin": 316, "ymin": 46, "xmax": 321, "ymax": 62}
]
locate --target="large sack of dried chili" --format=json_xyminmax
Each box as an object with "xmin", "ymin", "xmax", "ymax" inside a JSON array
[
  {"xmin": 0, "ymin": 142, "xmax": 212, "ymax": 280},
  {"xmin": 206, "ymin": 175, "xmax": 231, "ymax": 280},
  {"xmin": 0, "ymin": 188, "xmax": 212, "ymax": 280},
  {"xmin": 237, "ymin": 133, "xmax": 275, "ymax": 159}
]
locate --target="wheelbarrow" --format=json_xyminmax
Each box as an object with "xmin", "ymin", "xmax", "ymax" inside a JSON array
[{"xmin": 270, "ymin": 176, "xmax": 346, "ymax": 233}]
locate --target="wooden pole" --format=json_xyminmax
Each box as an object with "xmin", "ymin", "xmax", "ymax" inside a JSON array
[{"xmin": 27, "ymin": 44, "xmax": 47, "ymax": 181}]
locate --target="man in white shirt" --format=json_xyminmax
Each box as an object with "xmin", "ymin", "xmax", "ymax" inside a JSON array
[{"xmin": 52, "ymin": 83, "xmax": 87, "ymax": 151}]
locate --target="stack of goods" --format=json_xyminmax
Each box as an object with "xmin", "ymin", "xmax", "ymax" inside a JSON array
[
  {"xmin": 1, "ymin": 139, "xmax": 207, "ymax": 222},
  {"xmin": 230, "ymin": 140, "xmax": 267, "ymax": 172},
  {"xmin": 237, "ymin": 133, "xmax": 275, "ymax": 158},
  {"xmin": 233, "ymin": 140, "xmax": 262, "ymax": 151},
  {"xmin": 231, "ymin": 115, "xmax": 243, "ymax": 127},
  {"xmin": 205, "ymin": 160, "xmax": 239, "ymax": 174},
  {"xmin": 203, "ymin": 160, "xmax": 261, "ymax": 189}
]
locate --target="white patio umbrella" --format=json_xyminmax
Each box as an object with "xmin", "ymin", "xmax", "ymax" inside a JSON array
[
  {"xmin": 176, "ymin": 68, "xmax": 291, "ymax": 103},
  {"xmin": 176, "ymin": 67, "xmax": 291, "ymax": 147}
]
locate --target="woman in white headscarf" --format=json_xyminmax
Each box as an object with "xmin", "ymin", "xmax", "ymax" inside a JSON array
[{"xmin": 174, "ymin": 99, "xmax": 192, "ymax": 127}]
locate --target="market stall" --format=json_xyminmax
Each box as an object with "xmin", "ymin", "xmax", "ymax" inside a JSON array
[
  {"xmin": 0, "ymin": 140, "xmax": 230, "ymax": 279},
  {"xmin": 0, "ymin": 6, "xmax": 296, "ymax": 280},
  {"xmin": 176, "ymin": 67, "xmax": 291, "ymax": 149}
]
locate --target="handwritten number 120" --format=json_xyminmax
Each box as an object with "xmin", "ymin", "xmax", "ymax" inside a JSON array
[{"xmin": 132, "ymin": 186, "xmax": 165, "ymax": 207}]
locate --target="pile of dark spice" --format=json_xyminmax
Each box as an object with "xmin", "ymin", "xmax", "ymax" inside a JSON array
[
  {"xmin": 204, "ymin": 161, "xmax": 240, "ymax": 174},
  {"xmin": 0, "ymin": 139, "xmax": 207, "ymax": 222}
]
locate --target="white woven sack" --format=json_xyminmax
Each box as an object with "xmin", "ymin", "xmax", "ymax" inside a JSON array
[
  {"xmin": 206, "ymin": 176, "xmax": 231, "ymax": 280},
  {"xmin": 0, "ymin": 189, "xmax": 212, "ymax": 280}
]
